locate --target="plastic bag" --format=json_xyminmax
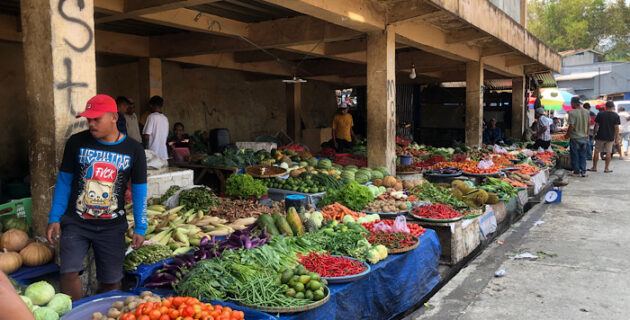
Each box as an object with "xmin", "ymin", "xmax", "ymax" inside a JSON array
[
  {"xmin": 493, "ymin": 145, "xmax": 508, "ymax": 154},
  {"xmin": 537, "ymin": 147, "xmax": 545, "ymax": 153},
  {"xmin": 373, "ymin": 221, "xmax": 392, "ymax": 233},
  {"xmin": 392, "ymin": 215, "xmax": 410, "ymax": 233},
  {"xmin": 478, "ymin": 159, "xmax": 494, "ymax": 170},
  {"xmin": 145, "ymin": 150, "xmax": 168, "ymax": 169}
]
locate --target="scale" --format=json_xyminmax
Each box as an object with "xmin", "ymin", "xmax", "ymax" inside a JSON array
[{"xmin": 544, "ymin": 188, "xmax": 562, "ymax": 204}]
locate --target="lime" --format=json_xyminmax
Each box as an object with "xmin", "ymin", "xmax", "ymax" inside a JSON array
[
  {"xmin": 281, "ymin": 270, "xmax": 293, "ymax": 283},
  {"xmin": 285, "ymin": 288, "xmax": 296, "ymax": 297},
  {"xmin": 313, "ymin": 289, "xmax": 324, "ymax": 300},
  {"xmin": 294, "ymin": 282, "xmax": 305, "ymax": 292},
  {"xmin": 309, "ymin": 280, "xmax": 321, "ymax": 291},
  {"xmin": 305, "ymin": 290, "xmax": 314, "ymax": 300},
  {"xmin": 309, "ymin": 272, "xmax": 320, "ymax": 281},
  {"xmin": 298, "ymin": 275, "xmax": 311, "ymax": 284},
  {"xmin": 295, "ymin": 292, "xmax": 305, "ymax": 299}
]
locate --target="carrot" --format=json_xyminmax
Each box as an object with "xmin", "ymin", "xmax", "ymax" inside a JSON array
[{"xmin": 321, "ymin": 202, "xmax": 365, "ymax": 222}]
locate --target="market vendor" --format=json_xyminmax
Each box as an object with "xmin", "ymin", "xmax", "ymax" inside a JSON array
[
  {"xmin": 332, "ymin": 104, "xmax": 357, "ymax": 152},
  {"xmin": 482, "ymin": 118, "xmax": 504, "ymax": 145},
  {"xmin": 168, "ymin": 122, "xmax": 191, "ymax": 161},
  {"xmin": 46, "ymin": 94, "xmax": 148, "ymax": 301},
  {"xmin": 531, "ymin": 108, "xmax": 551, "ymax": 149},
  {"xmin": 550, "ymin": 117, "xmax": 563, "ymax": 133},
  {"xmin": 0, "ymin": 271, "xmax": 34, "ymax": 319}
]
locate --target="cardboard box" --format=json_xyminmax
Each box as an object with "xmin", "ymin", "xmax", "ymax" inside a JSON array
[{"xmin": 302, "ymin": 128, "xmax": 332, "ymax": 153}]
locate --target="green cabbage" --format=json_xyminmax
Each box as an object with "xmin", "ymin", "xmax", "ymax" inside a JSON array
[
  {"xmin": 25, "ymin": 281, "xmax": 55, "ymax": 305},
  {"xmin": 47, "ymin": 293, "xmax": 72, "ymax": 316},
  {"xmin": 33, "ymin": 306, "xmax": 59, "ymax": 320},
  {"xmin": 20, "ymin": 295, "xmax": 33, "ymax": 311}
]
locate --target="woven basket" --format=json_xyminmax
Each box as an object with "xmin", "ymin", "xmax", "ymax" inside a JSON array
[
  {"xmin": 558, "ymin": 153, "xmax": 572, "ymax": 170},
  {"xmin": 245, "ymin": 165, "xmax": 287, "ymax": 178},
  {"xmin": 240, "ymin": 287, "xmax": 330, "ymax": 313},
  {"xmin": 388, "ymin": 238, "xmax": 419, "ymax": 254}
]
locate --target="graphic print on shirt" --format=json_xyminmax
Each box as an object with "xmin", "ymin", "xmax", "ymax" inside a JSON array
[{"xmin": 75, "ymin": 148, "xmax": 131, "ymax": 220}]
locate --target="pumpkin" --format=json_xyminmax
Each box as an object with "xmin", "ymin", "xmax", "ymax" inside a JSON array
[
  {"xmin": 383, "ymin": 176, "xmax": 397, "ymax": 188},
  {"xmin": 3, "ymin": 217, "xmax": 29, "ymax": 233},
  {"xmin": 394, "ymin": 182, "xmax": 403, "ymax": 191},
  {"xmin": 0, "ymin": 249, "xmax": 22, "ymax": 274},
  {"xmin": 20, "ymin": 242, "xmax": 54, "ymax": 267},
  {"xmin": 1, "ymin": 229, "xmax": 29, "ymax": 252}
]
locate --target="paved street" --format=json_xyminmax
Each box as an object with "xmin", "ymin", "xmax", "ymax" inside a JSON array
[{"xmin": 408, "ymin": 158, "xmax": 630, "ymax": 320}]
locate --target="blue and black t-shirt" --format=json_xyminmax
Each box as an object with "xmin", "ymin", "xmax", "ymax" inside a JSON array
[{"xmin": 49, "ymin": 130, "xmax": 148, "ymax": 235}]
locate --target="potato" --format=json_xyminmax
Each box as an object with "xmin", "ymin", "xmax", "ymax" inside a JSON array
[
  {"xmin": 92, "ymin": 312, "xmax": 103, "ymax": 320},
  {"xmin": 107, "ymin": 307, "xmax": 121, "ymax": 318},
  {"xmin": 112, "ymin": 301, "xmax": 125, "ymax": 310},
  {"xmin": 127, "ymin": 301, "xmax": 139, "ymax": 311},
  {"xmin": 125, "ymin": 297, "xmax": 137, "ymax": 304},
  {"xmin": 140, "ymin": 291, "xmax": 153, "ymax": 299}
]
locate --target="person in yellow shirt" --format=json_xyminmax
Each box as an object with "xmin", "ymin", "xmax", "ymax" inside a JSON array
[{"xmin": 332, "ymin": 105, "xmax": 357, "ymax": 152}]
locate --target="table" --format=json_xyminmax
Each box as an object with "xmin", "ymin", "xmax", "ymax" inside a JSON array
[
  {"xmin": 172, "ymin": 163, "xmax": 239, "ymax": 193},
  {"xmin": 128, "ymin": 230, "xmax": 441, "ymax": 320}
]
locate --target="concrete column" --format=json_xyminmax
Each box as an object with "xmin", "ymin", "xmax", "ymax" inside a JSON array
[
  {"xmin": 367, "ymin": 25, "xmax": 396, "ymax": 175},
  {"xmin": 511, "ymin": 76, "xmax": 526, "ymax": 140},
  {"xmin": 465, "ymin": 61, "xmax": 484, "ymax": 147},
  {"xmin": 285, "ymin": 83, "xmax": 302, "ymax": 143},
  {"xmin": 520, "ymin": 0, "xmax": 527, "ymax": 27},
  {"xmin": 21, "ymin": 0, "xmax": 97, "ymax": 236},
  {"xmin": 138, "ymin": 57, "xmax": 163, "ymax": 116}
]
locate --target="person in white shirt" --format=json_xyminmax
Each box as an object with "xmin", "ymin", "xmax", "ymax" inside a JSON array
[
  {"xmin": 617, "ymin": 107, "xmax": 630, "ymax": 157},
  {"xmin": 531, "ymin": 108, "xmax": 551, "ymax": 149},
  {"xmin": 142, "ymin": 96, "xmax": 169, "ymax": 159},
  {"xmin": 116, "ymin": 96, "xmax": 142, "ymax": 142}
]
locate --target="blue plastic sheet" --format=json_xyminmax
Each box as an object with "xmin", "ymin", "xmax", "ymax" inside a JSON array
[
  {"xmin": 10, "ymin": 263, "xmax": 59, "ymax": 282},
  {"xmin": 131, "ymin": 230, "xmax": 440, "ymax": 320}
]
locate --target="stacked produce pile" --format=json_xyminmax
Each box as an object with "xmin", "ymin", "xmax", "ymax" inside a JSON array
[
  {"xmin": 411, "ymin": 204, "xmax": 463, "ymax": 220},
  {"xmin": 431, "ymin": 160, "xmax": 502, "ymax": 174},
  {"xmin": 360, "ymin": 220, "xmax": 426, "ymax": 238},
  {"xmin": 225, "ymin": 174, "xmax": 267, "ymax": 199},
  {"xmin": 319, "ymin": 181, "xmax": 374, "ymax": 211},
  {"xmin": 260, "ymin": 173, "xmax": 343, "ymax": 194},
  {"xmin": 298, "ymin": 252, "xmax": 367, "ymax": 278},
  {"xmin": 479, "ymin": 178, "xmax": 518, "ymax": 200},
  {"xmin": 362, "ymin": 190, "xmax": 416, "ymax": 213},
  {"xmin": 201, "ymin": 148, "xmax": 276, "ymax": 168},
  {"xmin": 366, "ymin": 232, "xmax": 418, "ymax": 251},
  {"xmin": 502, "ymin": 171, "xmax": 533, "ymax": 187},
  {"xmin": 19, "ymin": 281, "xmax": 72, "ymax": 319},
  {"xmin": 514, "ymin": 163, "xmax": 540, "ymax": 175},
  {"xmin": 0, "ymin": 217, "xmax": 54, "ymax": 275}
]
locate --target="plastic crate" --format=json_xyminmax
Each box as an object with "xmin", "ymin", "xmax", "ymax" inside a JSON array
[
  {"xmin": 0, "ymin": 197, "xmax": 32, "ymax": 227},
  {"xmin": 333, "ymin": 154, "xmax": 367, "ymax": 167}
]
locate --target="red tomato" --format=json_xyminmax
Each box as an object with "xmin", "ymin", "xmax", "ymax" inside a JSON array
[
  {"xmin": 149, "ymin": 309, "xmax": 162, "ymax": 320},
  {"xmin": 184, "ymin": 317, "xmax": 194, "ymax": 320},
  {"xmin": 159, "ymin": 306, "xmax": 169, "ymax": 314},
  {"xmin": 173, "ymin": 297, "xmax": 185, "ymax": 308},
  {"xmin": 138, "ymin": 316, "xmax": 151, "ymax": 320},
  {"xmin": 182, "ymin": 306, "xmax": 195, "ymax": 317},
  {"xmin": 231, "ymin": 310, "xmax": 244, "ymax": 320},
  {"xmin": 159, "ymin": 315, "xmax": 170, "ymax": 320},
  {"xmin": 162, "ymin": 299, "xmax": 172, "ymax": 308},
  {"xmin": 210, "ymin": 310, "xmax": 221, "ymax": 318},
  {"xmin": 168, "ymin": 309, "xmax": 180, "ymax": 319},
  {"xmin": 120, "ymin": 314, "xmax": 137, "ymax": 320}
]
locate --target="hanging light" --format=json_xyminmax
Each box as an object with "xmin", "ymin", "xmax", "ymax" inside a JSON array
[{"xmin": 409, "ymin": 64, "xmax": 417, "ymax": 79}]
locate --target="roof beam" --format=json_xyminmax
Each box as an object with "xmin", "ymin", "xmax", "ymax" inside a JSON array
[
  {"xmin": 481, "ymin": 45, "xmax": 514, "ymax": 57},
  {"xmin": 233, "ymin": 50, "xmax": 309, "ymax": 63},
  {"xmin": 446, "ymin": 28, "xmax": 491, "ymax": 44},
  {"xmin": 261, "ymin": 0, "xmax": 386, "ymax": 32},
  {"xmin": 505, "ymin": 55, "xmax": 538, "ymax": 67},
  {"xmin": 96, "ymin": 0, "xmax": 221, "ymax": 23},
  {"xmin": 167, "ymin": 53, "xmax": 292, "ymax": 76},
  {"xmin": 151, "ymin": 15, "xmax": 361, "ymax": 57},
  {"xmin": 0, "ymin": 14, "xmax": 149, "ymax": 57},
  {"xmin": 386, "ymin": 0, "xmax": 441, "ymax": 24}
]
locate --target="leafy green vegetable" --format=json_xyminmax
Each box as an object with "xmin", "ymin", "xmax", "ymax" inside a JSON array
[
  {"xmin": 151, "ymin": 185, "xmax": 180, "ymax": 205},
  {"xmin": 179, "ymin": 187, "xmax": 218, "ymax": 212},
  {"xmin": 318, "ymin": 180, "xmax": 375, "ymax": 211},
  {"xmin": 124, "ymin": 244, "xmax": 173, "ymax": 271},
  {"xmin": 225, "ymin": 174, "xmax": 268, "ymax": 199},
  {"xmin": 411, "ymin": 183, "xmax": 467, "ymax": 208}
]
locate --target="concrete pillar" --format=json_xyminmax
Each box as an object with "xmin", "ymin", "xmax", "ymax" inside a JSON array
[
  {"xmin": 367, "ymin": 25, "xmax": 396, "ymax": 175},
  {"xmin": 520, "ymin": 0, "xmax": 527, "ymax": 27},
  {"xmin": 285, "ymin": 83, "xmax": 302, "ymax": 143},
  {"xmin": 511, "ymin": 76, "xmax": 526, "ymax": 140},
  {"xmin": 465, "ymin": 61, "xmax": 484, "ymax": 147},
  {"xmin": 138, "ymin": 57, "xmax": 163, "ymax": 116},
  {"xmin": 21, "ymin": 0, "xmax": 97, "ymax": 236}
]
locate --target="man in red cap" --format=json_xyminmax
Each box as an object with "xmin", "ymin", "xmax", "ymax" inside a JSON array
[{"xmin": 46, "ymin": 94, "xmax": 148, "ymax": 301}]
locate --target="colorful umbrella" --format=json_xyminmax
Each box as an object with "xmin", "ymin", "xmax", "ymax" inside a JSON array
[
  {"xmin": 583, "ymin": 99, "xmax": 606, "ymax": 110},
  {"xmin": 528, "ymin": 89, "xmax": 575, "ymax": 110}
]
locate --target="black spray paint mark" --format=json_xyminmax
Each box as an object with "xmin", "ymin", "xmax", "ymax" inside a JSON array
[
  {"xmin": 58, "ymin": 0, "xmax": 93, "ymax": 53},
  {"xmin": 64, "ymin": 121, "xmax": 88, "ymax": 139},
  {"xmin": 56, "ymin": 58, "xmax": 88, "ymax": 116}
]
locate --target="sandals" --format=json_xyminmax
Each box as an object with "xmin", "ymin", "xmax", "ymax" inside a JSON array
[
  {"xmin": 605, "ymin": 170, "xmax": 613, "ymax": 173},
  {"xmin": 587, "ymin": 168, "xmax": 597, "ymax": 172}
]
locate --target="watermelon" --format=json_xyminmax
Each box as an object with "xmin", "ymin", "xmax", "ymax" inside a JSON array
[
  {"xmin": 317, "ymin": 159, "xmax": 332, "ymax": 170},
  {"xmin": 299, "ymin": 161, "xmax": 308, "ymax": 168},
  {"xmin": 307, "ymin": 158, "xmax": 319, "ymax": 167},
  {"xmin": 355, "ymin": 173, "xmax": 370, "ymax": 185},
  {"xmin": 340, "ymin": 171, "xmax": 355, "ymax": 181},
  {"xmin": 371, "ymin": 170, "xmax": 384, "ymax": 180},
  {"xmin": 345, "ymin": 165, "xmax": 358, "ymax": 170},
  {"xmin": 375, "ymin": 167, "xmax": 389, "ymax": 176}
]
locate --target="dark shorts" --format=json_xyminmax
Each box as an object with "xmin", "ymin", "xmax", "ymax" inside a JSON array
[
  {"xmin": 59, "ymin": 215, "xmax": 128, "ymax": 284},
  {"xmin": 532, "ymin": 139, "xmax": 551, "ymax": 150}
]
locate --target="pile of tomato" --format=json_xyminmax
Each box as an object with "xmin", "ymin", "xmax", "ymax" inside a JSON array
[{"xmin": 119, "ymin": 296, "xmax": 245, "ymax": 320}]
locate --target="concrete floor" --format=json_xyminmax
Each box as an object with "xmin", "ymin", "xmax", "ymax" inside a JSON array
[{"xmin": 407, "ymin": 158, "xmax": 630, "ymax": 320}]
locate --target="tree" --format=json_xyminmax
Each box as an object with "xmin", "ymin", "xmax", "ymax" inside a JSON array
[{"xmin": 527, "ymin": 0, "xmax": 630, "ymax": 60}]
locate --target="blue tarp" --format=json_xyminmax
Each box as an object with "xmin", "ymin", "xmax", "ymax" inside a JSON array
[
  {"xmin": 10, "ymin": 263, "xmax": 59, "ymax": 283},
  {"xmin": 130, "ymin": 230, "xmax": 441, "ymax": 320}
]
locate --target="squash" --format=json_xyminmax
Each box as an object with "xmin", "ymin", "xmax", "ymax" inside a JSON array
[
  {"xmin": 3, "ymin": 217, "xmax": 29, "ymax": 233},
  {"xmin": 286, "ymin": 207, "xmax": 304, "ymax": 235},
  {"xmin": 383, "ymin": 176, "xmax": 397, "ymax": 188},
  {"xmin": 394, "ymin": 182, "xmax": 403, "ymax": 191},
  {"xmin": 1, "ymin": 229, "xmax": 29, "ymax": 252},
  {"xmin": 372, "ymin": 179, "xmax": 382, "ymax": 187},
  {"xmin": 20, "ymin": 242, "xmax": 54, "ymax": 267},
  {"xmin": 0, "ymin": 249, "xmax": 22, "ymax": 274}
]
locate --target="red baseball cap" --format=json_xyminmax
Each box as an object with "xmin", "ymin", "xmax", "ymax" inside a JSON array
[{"xmin": 76, "ymin": 94, "xmax": 117, "ymax": 119}]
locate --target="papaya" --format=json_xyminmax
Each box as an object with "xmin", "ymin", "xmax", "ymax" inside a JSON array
[
  {"xmin": 257, "ymin": 214, "xmax": 280, "ymax": 235},
  {"xmin": 275, "ymin": 215, "xmax": 294, "ymax": 236},
  {"xmin": 286, "ymin": 207, "xmax": 304, "ymax": 235}
]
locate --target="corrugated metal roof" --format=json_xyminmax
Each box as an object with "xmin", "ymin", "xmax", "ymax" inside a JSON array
[
  {"xmin": 555, "ymin": 71, "xmax": 611, "ymax": 81},
  {"xmin": 533, "ymin": 71, "xmax": 557, "ymax": 88},
  {"xmin": 190, "ymin": 0, "xmax": 301, "ymax": 23}
]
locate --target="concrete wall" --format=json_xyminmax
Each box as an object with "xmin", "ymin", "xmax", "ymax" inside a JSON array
[
  {"xmin": 489, "ymin": 0, "xmax": 521, "ymax": 23},
  {"xmin": 562, "ymin": 51, "xmax": 600, "ymax": 67},
  {"xmin": 0, "ymin": 42, "xmax": 29, "ymax": 181}
]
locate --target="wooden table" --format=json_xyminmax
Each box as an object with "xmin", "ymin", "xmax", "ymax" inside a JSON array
[{"xmin": 172, "ymin": 162, "xmax": 239, "ymax": 193}]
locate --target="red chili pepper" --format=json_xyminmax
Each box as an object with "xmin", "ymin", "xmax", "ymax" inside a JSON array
[
  {"xmin": 297, "ymin": 252, "xmax": 366, "ymax": 277},
  {"xmin": 411, "ymin": 204, "xmax": 462, "ymax": 220}
]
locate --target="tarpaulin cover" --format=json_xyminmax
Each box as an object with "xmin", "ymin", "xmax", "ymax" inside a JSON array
[
  {"xmin": 132, "ymin": 230, "xmax": 440, "ymax": 320},
  {"xmin": 10, "ymin": 263, "xmax": 59, "ymax": 282}
]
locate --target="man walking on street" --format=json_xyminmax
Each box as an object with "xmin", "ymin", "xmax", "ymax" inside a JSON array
[
  {"xmin": 589, "ymin": 101, "xmax": 620, "ymax": 173},
  {"xmin": 583, "ymin": 103, "xmax": 596, "ymax": 160},
  {"xmin": 47, "ymin": 95, "xmax": 147, "ymax": 301},
  {"xmin": 565, "ymin": 97, "xmax": 590, "ymax": 177},
  {"xmin": 142, "ymin": 96, "xmax": 169, "ymax": 159}
]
